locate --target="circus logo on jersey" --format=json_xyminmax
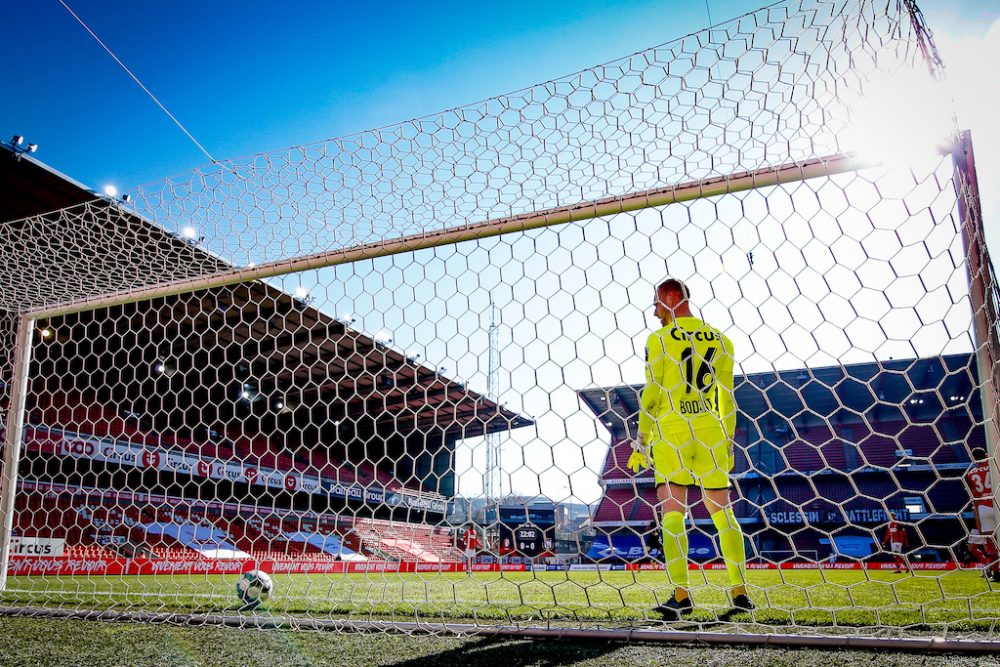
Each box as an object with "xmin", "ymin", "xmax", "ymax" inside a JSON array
[
  {"xmin": 284, "ymin": 474, "xmax": 298, "ymax": 491},
  {"xmin": 141, "ymin": 450, "xmax": 161, "ymax": 469}
]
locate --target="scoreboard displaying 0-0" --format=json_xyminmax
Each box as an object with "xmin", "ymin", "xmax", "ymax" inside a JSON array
[
  {"xmin": 514, "ymin": 525, "xmax": 542, "ymax": 557},
  {"xmin": 486, "ymin": 503, "xmax": 556, "ymax": 557}
]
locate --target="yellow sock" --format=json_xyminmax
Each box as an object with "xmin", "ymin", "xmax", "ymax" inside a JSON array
[
  {"xmin": 662, "ymin": 511, "xmax": 689, "ymax": 590},
  {"xmin": 711, "ymin": 507, "xmax": 747, "ymax": 588}
]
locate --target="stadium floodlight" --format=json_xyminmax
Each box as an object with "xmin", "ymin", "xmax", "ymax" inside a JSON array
[
  {"xmin": 239, "ymin": 383, "xmax": 262, "ymax": 403},
  {"xmin": 8, "ymin": 135, "xmax": 38, "ymax": 159},
  {"xmin": 103, "ymin": 185, "xmax": 117, "ymax": 197},
  {"xmin": 906, "ymin": 498, "xmax": 926, "ymax": 515},
  {"xmin": 153, "ymin": 360, "xmax": 176, "ymax": 376},
  {"xmin": 38, "ymin": 328, "xmax": 52, "ymax": 340},
  {"xmin": 181, "ymin": 226, "xmax": 199, "ymax": 240}
]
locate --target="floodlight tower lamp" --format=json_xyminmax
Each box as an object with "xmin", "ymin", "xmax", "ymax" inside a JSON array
[
  {"xmin": 152, "ymin": 358, "xmax": 178, "ymax": 377},
  {"xmin": 9, "ymin": 135, "xmax": 39, "ymax": 159}
]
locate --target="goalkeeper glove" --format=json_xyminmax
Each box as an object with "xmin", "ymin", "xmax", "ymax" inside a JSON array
[{"xmin": 627, "ymin": 440, "xmax": 650, "ymax": 473}]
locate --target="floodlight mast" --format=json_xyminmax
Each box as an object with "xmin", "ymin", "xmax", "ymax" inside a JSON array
[{"xmin": 485, "ymin": 298, "xmax": 501, "ymax": 503}]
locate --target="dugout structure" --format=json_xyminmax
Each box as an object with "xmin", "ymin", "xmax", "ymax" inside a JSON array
[{"xmin": 1, "ymin": 0, "xmax": 1000, "ymax": 651}]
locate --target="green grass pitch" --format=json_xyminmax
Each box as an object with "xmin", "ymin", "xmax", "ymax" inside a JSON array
[
  {"xmin": 3, "ymin": 615, "xmax": 998, "ymax": 667},
  {"xmin": 4, "ymin": 568, "xmax": 1000, "ymax": 630}
]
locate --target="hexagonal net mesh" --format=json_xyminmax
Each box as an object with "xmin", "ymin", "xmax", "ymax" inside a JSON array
[{"xmin": 1, "ymin": 0, "xmax": 999, "ymax": 646}]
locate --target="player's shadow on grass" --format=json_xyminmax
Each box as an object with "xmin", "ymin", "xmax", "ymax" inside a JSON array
[{"xmin": 386, "ymin": 637, "xmax": 618, "ymax": 667}]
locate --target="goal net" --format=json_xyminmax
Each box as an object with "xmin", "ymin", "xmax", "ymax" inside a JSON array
[{"xmin": 1, "ymin": 0, "xmax": 999, "ymax": 646}]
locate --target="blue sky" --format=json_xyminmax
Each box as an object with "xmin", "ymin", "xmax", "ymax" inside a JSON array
[
  {"xmin": 4, "ymin": 1, "xmax": 996, "ymax": 193},
  {"xmin": 5, "ymin": 0, "xmax": 749, "ymax": 188}
]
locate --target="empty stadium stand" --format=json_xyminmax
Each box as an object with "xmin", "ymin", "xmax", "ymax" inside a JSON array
[
  {"xmin": 581, "ymin": 354, "xmax": 987, "ymax": 563},
  {"xmin": 23, "ymin": 389, "xmax": 415, "ymax": 502},
  {"xmin": 352, "ymin": 518, "xmax": 462, "ymax": 563},
  {"xmin": 10, "ymin": 481, "xmax": 463, "ymax": 563}
]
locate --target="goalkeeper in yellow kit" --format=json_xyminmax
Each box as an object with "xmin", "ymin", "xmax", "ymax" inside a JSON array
[{"xmin": 628, "ymin": 278, "xmax": 751, "ymax": 620}]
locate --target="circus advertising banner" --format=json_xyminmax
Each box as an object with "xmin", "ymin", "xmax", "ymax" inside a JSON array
[
  {"xmin": 19, "ymin": 427, "xmax": 453, "ymax": 512},
  {"xmin": 6, "ymin": 556, "xmax": 529, "ymax": 576},
  {"xmin": 6, "ymin": 554, "xmax": 958, "ymax": 577},
  {"xmin": 47, "ymin": 433, "xmax": 325, "ymax": 495},
  {"xmin": 321, "ymin": 483, "xmax": 448, "ymax": 514},
  {"xmin": 10, "ymin": 537, "xmax": 65, "ymax": 557}
]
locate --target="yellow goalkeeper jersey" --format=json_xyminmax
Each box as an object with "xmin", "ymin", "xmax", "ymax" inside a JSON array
[{"xmin": 638, "ymin": 316, "xmax": 736, "ymax": 442}]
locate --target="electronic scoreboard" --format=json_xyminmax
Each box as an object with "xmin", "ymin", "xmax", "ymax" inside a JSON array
[{"xmin": 486, "ymin": 502, "xmax": 555, "ymax": 558}]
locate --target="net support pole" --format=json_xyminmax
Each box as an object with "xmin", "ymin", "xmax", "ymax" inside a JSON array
[
  {"xmin": 952, "ymin": 130, "xmax": 1000, "ymax": 519},
  {"xmin": 0, "ymin": 314, "xmax": 36, "ymax": 592}
]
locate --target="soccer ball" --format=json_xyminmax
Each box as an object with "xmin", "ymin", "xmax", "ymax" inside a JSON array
[{"xmin": 235, "ymin": 570, "xmax": 273, "ymax": 609}]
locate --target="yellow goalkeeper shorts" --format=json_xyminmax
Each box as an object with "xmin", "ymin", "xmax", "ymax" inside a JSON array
[{"xmin": 650, "ymin": 425, "xmax": 732, "ymax": 490}]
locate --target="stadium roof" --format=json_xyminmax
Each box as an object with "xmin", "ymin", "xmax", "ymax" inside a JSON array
[
  {"xmin": 0, "ymin": 144, "xmax": 95, "ymax": 220},
  {"xmin": 1, "ymin": 142, "xmax": 532, "ymax": 441},
  {"xmin": 578, "ymin": 354, "xmax": 982, "ymax": 440},
  {"xmin": 0, "ymin": 144, "xmax": 234, "ymax": 313}
]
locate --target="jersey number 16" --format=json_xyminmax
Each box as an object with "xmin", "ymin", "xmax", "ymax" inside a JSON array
[{"xmin": 680, "ymin": 346, "xmax": 717, "ymax": 394}]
